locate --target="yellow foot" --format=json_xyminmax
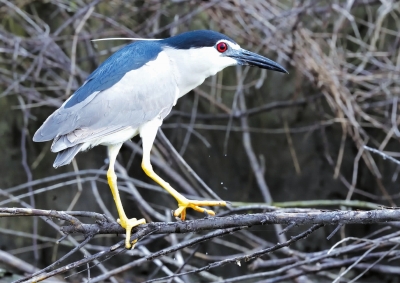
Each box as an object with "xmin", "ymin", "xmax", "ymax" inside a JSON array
[
  {"xmin": 117, "ymin": 217, "xmax": 146, "ymax": 249},
  {"xmin": 173, "ymin": 198, "xmax": 226, "ymax": 220}
]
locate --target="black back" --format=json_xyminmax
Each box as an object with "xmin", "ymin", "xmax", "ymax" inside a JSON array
[{"xmin": 161, "ymin": 30, "xmax": 236, "ymax": 49}]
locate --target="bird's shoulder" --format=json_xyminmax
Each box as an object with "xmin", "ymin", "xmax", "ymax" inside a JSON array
[{"xmin": 64, "ymin": 41, "xmax": 164, "ymax": 109}]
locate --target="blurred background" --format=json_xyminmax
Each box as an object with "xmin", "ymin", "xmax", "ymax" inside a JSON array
[{"xmin": 1, "ymin": 0, "xmax": 400, "ymax": 282}]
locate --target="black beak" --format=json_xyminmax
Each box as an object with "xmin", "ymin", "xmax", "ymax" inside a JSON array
[{"xmin": 229, "ymin": 49, "xmax": 288, "ymax": 74}]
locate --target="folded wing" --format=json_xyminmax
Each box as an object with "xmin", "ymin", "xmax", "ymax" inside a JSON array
[{"xmin": 33, "ymin": 41, "xmax": 177, "ymax": 166}]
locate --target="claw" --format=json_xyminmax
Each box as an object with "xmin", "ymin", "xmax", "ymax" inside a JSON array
[
  {"xmin": 118, "ymin": 217, "xmax": 146, "ymax": 249},
  {"xmin": 173, "ymin": 198, "xmax": 226, "ymax": 220},
  {"xmin": 130, "ymin": 239, "xmax": 138, "ymax": 249}
]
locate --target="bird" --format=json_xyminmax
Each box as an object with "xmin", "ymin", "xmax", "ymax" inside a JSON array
[{"xmin": 33, "ymin": 30, "xmax": 288, "ymax": 249}]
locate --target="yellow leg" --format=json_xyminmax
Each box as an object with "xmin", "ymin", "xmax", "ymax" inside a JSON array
[
  {"xmin": 108, "ymin": 144, "xmax": 146, "ymax": 249},
  {"xmin": 139, "ymin": 120, "xmax": 226, "ymax": 220},
  {"xmin": 141, "ymin": 161, "xmax": 226, "ymax": 220}
]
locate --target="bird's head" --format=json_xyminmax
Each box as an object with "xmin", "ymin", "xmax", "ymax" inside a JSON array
[{"xmin": 161, "ymin": 30, "xmax": 288, "ymax": 77}]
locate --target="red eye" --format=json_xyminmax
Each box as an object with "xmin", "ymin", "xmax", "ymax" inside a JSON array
[{"xmin": 216, "ymin": 42, "xmax": 228, "ymax": 53}]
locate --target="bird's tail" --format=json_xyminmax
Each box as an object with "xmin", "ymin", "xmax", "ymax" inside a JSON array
[{"xmin": 53, "ymin": 144, "xmax": 84, "ymax": 168}]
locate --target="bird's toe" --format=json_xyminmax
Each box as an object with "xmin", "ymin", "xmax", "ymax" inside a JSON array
[{"xmin": 117, "ymin": 217, "xmax": 146, "ymax": 249}]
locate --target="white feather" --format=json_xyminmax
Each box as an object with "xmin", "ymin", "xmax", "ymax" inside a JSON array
[
  {"xmin": 164, "ymin": 42, "xmax": 238, "ymax": 98},
  {"xmin": 91, "ymin": 37, "xmax": 162, "ymax": 42}
]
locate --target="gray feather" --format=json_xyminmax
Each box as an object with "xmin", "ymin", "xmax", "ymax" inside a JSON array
[
  {"xmin": 53, "ymin": 144, "xmax": 84, "ymax": 168},
  {"xmin": 50, "ymin": 125, "xmax": 127, "ymax": 152}
]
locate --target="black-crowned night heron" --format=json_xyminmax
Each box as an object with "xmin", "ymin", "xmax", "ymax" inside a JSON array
[{"xmin": 33, "ymin": 30, "xmax": 287, "ymax": 248}]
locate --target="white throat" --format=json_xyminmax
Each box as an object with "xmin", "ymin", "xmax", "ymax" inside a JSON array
[{"xmin": 164, "ymin": 47, "xmax": 237, "ymax": 98}]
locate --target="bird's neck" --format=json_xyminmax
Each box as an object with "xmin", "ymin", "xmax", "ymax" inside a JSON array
[{"xmin": 164, "ymin": 47, "xmax": 226, "ymax": 98}]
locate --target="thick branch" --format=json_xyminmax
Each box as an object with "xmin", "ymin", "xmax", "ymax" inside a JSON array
[{"xmin": 60, "ymin": 209, "xmax": 400, "ymax": 237}]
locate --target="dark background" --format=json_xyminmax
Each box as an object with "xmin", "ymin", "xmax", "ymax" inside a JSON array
[{"xmin": 1, "ymin": 0, "xmax": 399, "ymax": 282}]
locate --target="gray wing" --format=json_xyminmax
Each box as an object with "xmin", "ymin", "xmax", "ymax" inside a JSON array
[{"xmin": 34, "ymin": 51, "xmax": 177, "ymax": 154}]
